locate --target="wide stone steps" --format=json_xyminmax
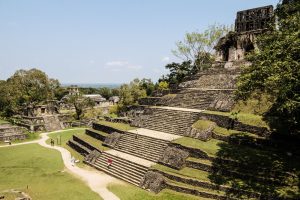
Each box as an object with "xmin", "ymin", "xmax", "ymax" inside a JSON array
[
  {"xmin": 90, "ymin": 151, "xmax": 148, "ymax": 186},
  {"xmin": 114, "ymin": 133, "xmax": 168, "ymax": 162},
  {"xmin": 138, "ymin": 108, "xmax": 199, "ymax": 135}
]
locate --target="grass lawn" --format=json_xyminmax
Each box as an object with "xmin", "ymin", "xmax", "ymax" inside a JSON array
[
  {"xmin": 173, "ymin": 137, "xmax": 222, "ymax": 156},
  {"xmin": 151, "ymin": 164, "xmax": 211, "ymax": 182},
  {"xmin": 0, "ymin": 144, "xmax": 102, "ymax": 200},
  {"xmin": 108, "ymin": 183, "xmax": 210, "ymax": 200},
  {"xmin": 202, "ymin": 110, "xmax": 268, "ymax": 128},
  {"xmin": 46, "ymin": 128, "xmax": 87, "ymax": 167},
  {"xmin": 98, "ymin": 120, "xmax": 136, "ymax": 131},
  {"xmin": 0, "ymin": 119, "xmax": 9, "ymax": 124},
  {"xmin": 75, "ymin": 133, "xmax": 110, "ymax": 152},
  {"xmin": 192, "ymin": 120, "xmax": 215, "ymax": 131}
]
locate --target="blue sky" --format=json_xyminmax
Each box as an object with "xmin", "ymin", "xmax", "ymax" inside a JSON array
[{"xmin": 0, "ymin": 0, "xmax": 279, "ymax": 84}]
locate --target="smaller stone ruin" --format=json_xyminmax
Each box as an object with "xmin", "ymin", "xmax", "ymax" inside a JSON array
[{"xmin": 0, "ymin": 123, "xmax": 26, "ymax": 141}]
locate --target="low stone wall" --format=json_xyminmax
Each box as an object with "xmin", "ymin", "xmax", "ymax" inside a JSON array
[
  {"xmin": 169, "ymin": 143, "xmax": 209, "ymax": 159},
  {"xmin": 199, "ymin": 113, "xmax": 270, "ymax": 137},
  {"xmin": 67, "ymin": 140, "xmax": 90, "ymax": 156},
  {"xmin": 85, "ymin": 129, "xmax": 106, "ymax": 141},
  {"xmin": 92, "ymin": 123, "xmax": 126, "ymax": 134},
  {"xmin": 166, "ymin": 183, "xmax": 229, "ymax": 200},
  {"xmin": 73, "ymin": 135, "xmax": 102, "ymax": 153},
  {"xmin": 151, "ymin": 169, "xmax": 261, "ymax": 199}
]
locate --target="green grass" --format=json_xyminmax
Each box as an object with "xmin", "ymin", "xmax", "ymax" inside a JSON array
[
  {"xmin": 186, "ymin": 157, "xmax": 212, "ymax": 166},
  {"xmin": 213, "ymin": 126, "xmax": 260, "ymax": 138},
  {"xmin": 46, "ymin": 128, "xmax": 87, "ymax": 167},
  {"xmin": 192, "ymin": 120, "xmax": 215, "ymax": 131},
  {"xmin": 108, "ymin": 183, "xmax": 210, "ymax": 200},
  {"xmin": 202, "ymin": 110, "xmax": 269, "ymax": 128},
  {"xmin": 173, "ymin": 137, "xmax": 222, "ymax": 156},
  {"xmin": 75, "ymin": 133, "xmax": 110, "ymax": 151},
  {"xmin": 0, "ymin": 144, "xmax": 102, "ymax": 200},
  {"xmin": 97, "ymin": 120, "xmax": 136, "ymax": 131},
  {"xmin": 151, "ymin": 164, "xmax": 211, "ymax": 182},
  {"xmin": 0, "ymin": 119, "xmax": 9, "ymax": 124}
]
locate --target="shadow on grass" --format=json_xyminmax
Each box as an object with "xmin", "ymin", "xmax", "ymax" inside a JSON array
[{"xmin": 208, "ymin": 133, "xmax": 300, "ymax": 199}]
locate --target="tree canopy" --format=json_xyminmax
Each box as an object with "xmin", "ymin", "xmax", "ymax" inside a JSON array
[
  {"xmin": 0, "ymin": 68, "xmax": 61, "ymax": 116},
  {"xmin": 236, "ymin": 0, "xmax": 300, "ymax": 135}
]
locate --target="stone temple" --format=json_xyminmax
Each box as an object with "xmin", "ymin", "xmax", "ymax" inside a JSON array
[{"xmin": 65, "ymin": 5, "xmax": 286, "ymax": 200}]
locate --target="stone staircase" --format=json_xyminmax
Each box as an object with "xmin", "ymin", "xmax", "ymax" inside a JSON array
[
  {"xmin": 114, "ymin": 132, "xmax": 169, "ymax": 162},
  {"xmin": 139, "ymin": 89, "xmax": 235, "ymax": 111},
  {"xmin": 133, "ymin": 107, "xmax": 200, "ymax": 135},
  {"xmin": 87, "ymin": 151, "xmax": 149, "ymax": 186},
  {"xmin": 42, "ymin": 115, "xmax": 63, "ymax": 131}
]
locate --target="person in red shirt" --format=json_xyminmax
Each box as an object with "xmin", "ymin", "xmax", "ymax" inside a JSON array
[{"xmin": 107, "ymin": 158, "xmax": 112, "ymax": 169}]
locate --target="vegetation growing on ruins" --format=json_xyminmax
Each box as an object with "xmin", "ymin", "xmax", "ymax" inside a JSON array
[
  {"xmin": 237, "ymin": 0, "xmax": 300, "ymax": 135},
  {"xmin": 160, "ymin": 24, "xmax": 231, "ymax": 86},
  {"xmin": 108, "ymin": 183, "xmax": 205, "ymax": 200},
  {"xmin": 0, "ymin": 144, "xmax": 102, "ymax": 200},
  {"xmin": 0, "ymin": 69, "xmax": 62, "ymax": 117}
]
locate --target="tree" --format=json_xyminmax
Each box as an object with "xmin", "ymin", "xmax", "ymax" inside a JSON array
[
  {"xmin": 98, "ymin": 87, "xmax": 112, "ymax": 99},
  {"xmin": 139, "ymin": 78, "xmax": 155, "ymax": 96},
  {"xmin": 164, "ymin": 60, "xmax": 194, "ymax": 86},
  {"xmin": 67, "ymin": 95, "xmax": 95, "ymax": 120},
  {"xmin": 172, "ymin": 24, "xmax": 231, "ymax": 70},
  {"xmin": 118, "ymin": 79, "xmax": 147, "ymax": 111},
  {"xmin": 236, "ymin": 0, "xmax": 300, "ymax": 135},
  {"xmin": 0, "ymin": 68, "xmax": 60, "ymax": 116},
  {"xmin": 157, "ymin": 81, "xmax": 169, "ymax": 90}
]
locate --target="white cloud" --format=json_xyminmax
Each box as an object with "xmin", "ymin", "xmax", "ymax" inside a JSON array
[
  {"xmin": 89, "ymin": 60, "xmax": 95, "ymax": 64},
  {"xmin": 127, "ymin": 65, "xmax": 142, "ymax": 70},
  {"xmin": 105, "ymin": 61, "xmax": 128, "ymax": 66},
  {"xmin": 161, "ymin": 56, "xmax": 170, "ymax": 62}
]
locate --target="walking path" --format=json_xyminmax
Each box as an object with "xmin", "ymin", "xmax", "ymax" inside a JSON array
[
  {"xmin": 128, "ymin": 128, "xmax": 182, "ymax": 141},
  {"xmin": 0, "ymin": 129, "xmax": 121, "ymax": 200}
]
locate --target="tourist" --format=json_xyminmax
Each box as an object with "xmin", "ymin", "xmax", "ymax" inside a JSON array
[{"xmin": 107, "ymin": 158, "xmax": 112, "ymax": 169}]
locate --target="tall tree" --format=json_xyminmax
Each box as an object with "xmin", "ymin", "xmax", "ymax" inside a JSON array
[
  {"xmin": 172, "ymin": 24, "xmax": 231, "ymax": 70},
  {"xmin": 236, "ymin": 0, "xmax": 300, "ymax": 135}
]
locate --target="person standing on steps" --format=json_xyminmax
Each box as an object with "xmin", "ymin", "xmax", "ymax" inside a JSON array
[{"xmin": 107, "ymin": 158, "xmax": 112, "ymax": 169}]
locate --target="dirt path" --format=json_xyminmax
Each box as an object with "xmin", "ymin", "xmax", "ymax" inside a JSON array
[{"xmin": 1, "ymin": 130, "xmax": 121, "ymax": 200}]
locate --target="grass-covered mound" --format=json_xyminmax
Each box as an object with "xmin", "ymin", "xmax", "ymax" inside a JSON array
[{"xmin": 0, "ymin": 144, "xmax": 102, "ymax": 200}]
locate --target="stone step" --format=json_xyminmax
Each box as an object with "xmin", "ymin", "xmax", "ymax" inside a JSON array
[
  {"xmin": 102, "ymin": 152, "xmax": 149, "ymax": 171},
  {"xmin": 118, "ymin": 138, "xmax": 168, "ymax": 149},
  {"xmin": 121, "ymin": 132, "xmax": 169, "ymax": 145},
  {"xmin": 96, "ymin": 157, "xmax": 146, "ymax": 178},
  {"xmin": 114, "ymin": 146, "xmax": 163, "ymax": 162},
  {"xmin": 68, "ymin": 139, "xmax": 91, "ymax": 155},
  {"xmin": 92, "ymin": 161, "xmax": 142, "ymax": 186},
  {"xmin": 113, "ymin": 148, "xmax": 160, "ymax": 162},
  {"xmin": 116, "ymin": 141, "xmax": 166, "ymax": 153}
]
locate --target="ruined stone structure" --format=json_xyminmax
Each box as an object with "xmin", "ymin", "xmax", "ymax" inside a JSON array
[
  {"xmin": 215, "ymin": 5, "xmax": 273, "ymax": 65},
  {"xmin": 65, "ymin": 5, "xmax": 288, "ymax": 200},
  {"xmin": 0, "ymin": 123, "xmax": 26, "ymax": 141},
  {"xmin": 16, "ymin": 101, "xmax": 71, "ymax": 132}
]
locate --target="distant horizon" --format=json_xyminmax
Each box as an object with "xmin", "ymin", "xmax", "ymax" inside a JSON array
[{"xmin": 61, "ymin": 83, "xmax": 122, "ymax": 89}]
